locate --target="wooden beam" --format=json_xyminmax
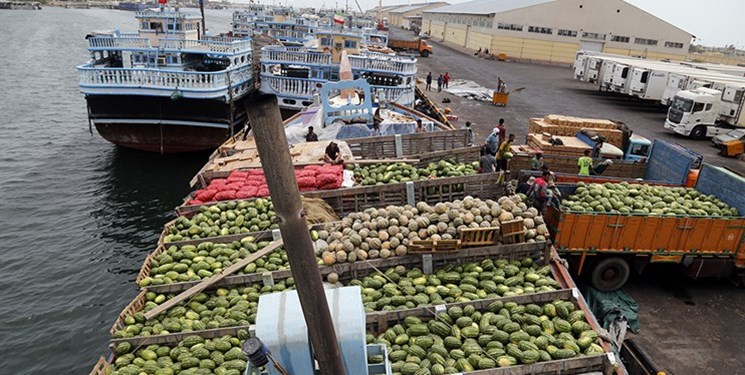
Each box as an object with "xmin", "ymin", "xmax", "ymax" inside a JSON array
[{"xmin": 144, "ymin": 239, "xmax": 283, "ymax": 320}]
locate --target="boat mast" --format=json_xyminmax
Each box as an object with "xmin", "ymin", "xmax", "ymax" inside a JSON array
[{"xmin": 199, "ymin": 0, "xmax": 207, "ymax": 36}]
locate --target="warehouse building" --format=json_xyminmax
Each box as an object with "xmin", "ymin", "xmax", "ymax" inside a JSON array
[
  {"xmin": 422, "ymin": 0, "xmax": 694, "ymax": 63},
  {"xmin": 388, "ymin": 2, "xmax": 450, "ymax": 28}
]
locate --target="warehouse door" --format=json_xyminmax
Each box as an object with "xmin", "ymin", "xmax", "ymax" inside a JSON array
[{"xmin": 580, "ymin": 40, "xmax": 604, "ymax": 52}]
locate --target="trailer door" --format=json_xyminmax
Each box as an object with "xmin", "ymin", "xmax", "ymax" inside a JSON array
[{"xmin": 579, "ymin": 40, "xmax": 604, "ymax": 52}]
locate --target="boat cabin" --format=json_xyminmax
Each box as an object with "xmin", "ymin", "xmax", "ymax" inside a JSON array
[
  {"xmin": 135, "ymin": 10, "xmax": 202, "ymax": 47},
  {"xmin": 316, "ymin": 31, "xmax": 361, "ymax": 63}
]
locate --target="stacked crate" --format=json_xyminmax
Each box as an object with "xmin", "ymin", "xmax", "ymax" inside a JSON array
[{"xmin": 529, "ymin": 115, "xmax": 624, "ymax": 148}]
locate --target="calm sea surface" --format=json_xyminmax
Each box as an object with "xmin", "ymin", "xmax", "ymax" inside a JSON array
[{"xmin": 0, "ymin": 7, "xmax": 234, "ymax": 373}]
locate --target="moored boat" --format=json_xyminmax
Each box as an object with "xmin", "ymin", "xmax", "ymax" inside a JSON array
[{"xmin": 77, "ymin": 8, "xmax": 255, "ymax": 153}]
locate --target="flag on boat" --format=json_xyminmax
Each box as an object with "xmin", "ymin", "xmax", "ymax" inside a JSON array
[
  {"xmin": 158, "ymin": 0, "xmax": 167, "ymax": 4},
  {"xmin": 333, "ymin": 13, "xmax": 345, "ymax": 25}
]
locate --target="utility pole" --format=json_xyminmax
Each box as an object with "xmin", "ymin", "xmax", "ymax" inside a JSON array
[{"xmin": 245, "ymin": 95, "xmax": 347, "ymax": 375}]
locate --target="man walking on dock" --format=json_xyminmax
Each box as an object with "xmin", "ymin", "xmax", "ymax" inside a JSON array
[
  {"xmin": 443, "ymin": 72, "xmax": 450, "ymax": 89},
  {"xmin": 496, "ymin": 118, "xmax": 506, "ymax": 144},
  {"xmin": 437, "ymin": 74, "xmax": 444, "ymax": 92},
  {"xmin": 425, "ymin": 72, "xmax": 432, "ymax": 91}
]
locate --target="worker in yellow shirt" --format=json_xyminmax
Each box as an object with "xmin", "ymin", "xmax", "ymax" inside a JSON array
[
  {"xmin": 578, "ymin": 149, "xmax": 593, "ymax": 176},
  {"xmin": 496, "ymin": 134, "xmax": 515, "ymax": 171}
]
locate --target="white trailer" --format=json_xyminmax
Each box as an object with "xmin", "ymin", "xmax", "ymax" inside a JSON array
[{"xmin": 661, "ymin": 71, "xmax": 745, "ymax": 106}]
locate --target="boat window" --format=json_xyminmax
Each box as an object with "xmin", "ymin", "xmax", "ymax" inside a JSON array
[
  {"xmin": 692, "ymin": 102, "xmax": 705, "ymax": 113},
  {"xmin": 141, "ymin": 22, "xmax": 149, "ymax": 30},
  {"xmin": 344, "ymin": 40, "xmax": 357, "ymax": 48},
  {"xmin": 320, "ymin": 37, "xmax": 332, "ymax": 46},
  {"xmin": 705, "ymin": 103, "xmax": 712, "ymax": 111}
]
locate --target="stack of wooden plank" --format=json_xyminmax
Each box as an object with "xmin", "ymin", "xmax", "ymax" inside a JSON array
[
  {"xmin": 527, "ymin": 133, "xmax": 591, "ymax": 157},
  {"xmin": 529, "ymin": 115, "xmax": 623, "ymax": 148}
]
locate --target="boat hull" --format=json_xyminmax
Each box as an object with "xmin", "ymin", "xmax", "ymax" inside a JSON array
[{"xmin": 86, "ymin": 94, "xmax": 249, "ymax": 153}]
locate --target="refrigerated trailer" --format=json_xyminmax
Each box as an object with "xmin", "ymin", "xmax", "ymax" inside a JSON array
[{"xmin": 575, "ymin": 51, "xmax": 745, "ymax": 103}]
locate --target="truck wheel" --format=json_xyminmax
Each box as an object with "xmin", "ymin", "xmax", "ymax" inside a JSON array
[
  {"xmin": 420, "ymin": 50, "xmax": 430, "ymax": 57},
  {"xmin": 590, "ymin": 257, "xmax": 630, "ymax": 292},
  {"xmin": 690, "ymin": 126, "xmax": 706, "ymax": 140}
]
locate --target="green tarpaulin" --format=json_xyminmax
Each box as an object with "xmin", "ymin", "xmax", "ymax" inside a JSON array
[{"xmin": 581, "ymin": 285, "xmax": 640, "ymax": 334}]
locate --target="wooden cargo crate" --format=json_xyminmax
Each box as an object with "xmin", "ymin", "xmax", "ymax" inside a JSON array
[
  {"xmin": 408, "ymin": 239, "xmax": 462, "ymax": 253},
  {"xmin": 529, "ymin": 118, "xmax": 623, "ymax": 149},
  {"xmin": 137, "ymin": 229, "xmax": 279, "ymax": 291},
  {"xmin": 415, "ymin": 146, "xmax": 481, "ymax": 168},
  {"xmin": 543, "ymin": 114, "xmax": 618, "ymax": 130},
  {"xmin": 179, "ymin": 167, "xmax": 505, "ymax": 218},
  {"xmin": 91, "ymin": 326, "xmax": 250, "ymax": 375},
  {"xmin": 303, "ymin": 173, "xmax": 505, "ymax": 216},
  {"xmin": 509, "ymin": 153, "xmax": 646, "ymax": 179},
  {"xmin": 500, "ymin": 219, "xmax": 525, "ymax": 236},
  {"xmin": 364, "ymin": 289, "xmax": 616, "ymax": 374},
  {"xmin": 157, "ymin": 218, "xmax": 275, "ymax": 248},
  {"xmin": 140, "ymin": 241, "xmax": 551, "ymax": 294},
  {"xmin": 344, "ymin": 128, "xmax": 470, "ymax": 160},
  {"xmin": 459, "ymin": 227, "xmax": 499, "ymax": 247}
]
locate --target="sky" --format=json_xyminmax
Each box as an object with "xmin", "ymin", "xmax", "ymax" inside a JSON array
[{"xmin": 248, "ymin": 0, "xmax": 745, "ymax": 47}]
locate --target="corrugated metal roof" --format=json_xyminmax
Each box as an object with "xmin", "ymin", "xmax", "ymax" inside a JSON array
[
  {"xmin": 390, "ymin": 2, "xmax": 448, "ymax": 14},
  {"xmin": 423, "ymin": 0, "xmax": 554, "ymax": 15}
]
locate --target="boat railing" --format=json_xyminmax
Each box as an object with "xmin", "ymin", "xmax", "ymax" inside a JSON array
[
  {"xmin": 88, "ymin": 36, "xmax": 152, "ymax": 50},
  {"xmin": 377, "ymin": 86, "xmax": 411, "ymax": 101},
  {"xmin": 348, "ymin": 55, "xmax": 417, "ymax": 74},
  {"xmin": 135, "ymin": 10, "xmax": 200, "ymax": 19},
  {"xmin": 262, "ymin": 75, "xmax": 322, "ymax": 97},
  {"xmin": 77, "ymin": 63, "xmax": 252, "ymax": 92},
  {"xmin": 159, "ymin": 38, "xmax": 252, "ymax": 54},
  {"xmin": 261, "ymin": 48, "xmax": 332, "ymax": 65}
]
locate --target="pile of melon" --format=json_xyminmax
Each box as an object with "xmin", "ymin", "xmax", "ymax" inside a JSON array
[
  {"xmin": 315, "ymin": 196, "xmax": 548, "ymax": 266},
  {"xmin": 562, "ymin": 182, "xmax": 738, "ymax": 217}
]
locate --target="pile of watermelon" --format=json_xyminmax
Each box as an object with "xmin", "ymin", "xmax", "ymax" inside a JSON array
[{"xmin": 188, "ymin": 164, "xmax": 344, "ymax": 205}]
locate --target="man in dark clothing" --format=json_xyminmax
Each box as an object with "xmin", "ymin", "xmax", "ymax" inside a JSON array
[
  {"xmin": 478, "ymin": 145, "xmax": 497, "ymax": 173},
  {"xmin": 591, "ymin": 139, "xmax": 604, "ymax": 159},
  {"xmin": 437, "ymin": 74, "xmax": 443, "ymax": 92},
  {"xmin": 496, "ymin": 118, "xmax": 506, "ymax": 144},
  {"xmin": 425, "ymin": 72, "xmax": 432, "ymax": 91},
  {"xmin": 324, "ymin": 141, "xmax": 343, "ymax": 164},
  {"xmin": 305, "ymin": 126, "xmax": 318, "ymax": 142}
]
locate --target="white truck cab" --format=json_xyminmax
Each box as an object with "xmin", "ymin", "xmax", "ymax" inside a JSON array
[{"xmin": 664, "ymin": 87, "xmax": 745, "ymax": 139}]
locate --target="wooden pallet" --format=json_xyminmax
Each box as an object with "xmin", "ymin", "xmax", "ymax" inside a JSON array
[
  {"xmin": 502, "ymin": 231, "xmax": 527, "ymax": 244},
  {"xmin": 407, "ymin": 239, "xmax": 462, "ymax": 254},
  {"xmin": 459, "ymin": 227, "xmax": 499, "ymax": 247}
]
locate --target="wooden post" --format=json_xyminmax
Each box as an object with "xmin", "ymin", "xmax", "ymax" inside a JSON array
[{"xmin": 246, "ymin": 94, "xmax": 347, "ymax": 375}]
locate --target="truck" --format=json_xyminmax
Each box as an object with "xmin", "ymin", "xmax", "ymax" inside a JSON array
[
  {"xmin": 387, "ymin": 37, "xmax": 432, "ymax": 57},
  {"xmin": 664, "ymin": 84, "xmax": 745, "ymax": 139},
  {"xmin": 546, "ymin": 159, "xmax": 745, "ymax": 292},
  {"xmin": 576, "ymin": 130, "xmax": 651, "ymax": 162},
  {"xmin": 528, "ymin": 115, "xmax": 651, "ymax": 162}
]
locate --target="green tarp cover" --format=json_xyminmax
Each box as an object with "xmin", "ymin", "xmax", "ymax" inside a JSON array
[{"xmin": 581, "ymin": 285, "xmax": 640, "ymax": 334}]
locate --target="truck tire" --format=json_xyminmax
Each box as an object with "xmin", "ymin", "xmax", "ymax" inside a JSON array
[
  {"xmin": 420, "ymin": 50, "xmax": 430, "ymax": 57},
  {"xmin": 690, "ymin": 126, "xmax": 706, "ymax": 140},
  {"xmin": 590, "ymin": 257, "xmax": 630, "ymax": 292}
]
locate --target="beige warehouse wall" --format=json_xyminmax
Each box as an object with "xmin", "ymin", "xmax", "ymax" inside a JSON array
[
  {"xmin": 445, "ymin": 24, "xmax": 468, "ymax": 47},
  {"xmin": 467, "ymin": 30, "xmax": 491, "ymax": 51},
  {"xmin": 603, "ymin": 47, "xmax": 685, "ymax": 61}
]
